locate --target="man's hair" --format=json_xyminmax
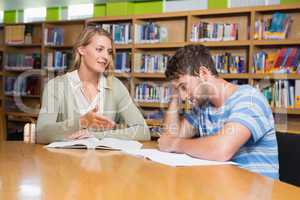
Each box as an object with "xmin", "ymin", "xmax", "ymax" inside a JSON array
[{"xmin": 165, "ymin": 44, "xmax": 218, "ymax": 81}]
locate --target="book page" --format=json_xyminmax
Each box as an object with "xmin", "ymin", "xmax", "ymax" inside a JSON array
[
  {"xmin": 45, "ymin": 137, "xmax": 100, "ymax": 149},
  {"xmin": 45, "ymin": 137, "xmax": 143, "ymax": 151},
  {"xmin": 96, "ymin": 138, "xmax": 143, "ymax": 151},
  {"xmin": 124, "ymin": 149, "xmax": 236, "ymax": 167}
]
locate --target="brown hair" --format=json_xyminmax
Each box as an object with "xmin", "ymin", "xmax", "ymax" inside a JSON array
[
  {"xmin": 70, "ymin": 25, "xmax": 116, "ymax": 76},
  {"xmin": 165, "ymin": 44, "xmax": 218, "ymax": 81}
]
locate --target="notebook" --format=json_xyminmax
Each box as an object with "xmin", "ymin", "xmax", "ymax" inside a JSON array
[
  {"xmin": 124, "ymin": 149, "xmax": 236, "ymax": 167},
  {"xmin": 45, "ymin": 137, "xmax": 143, "ymax": 151}
]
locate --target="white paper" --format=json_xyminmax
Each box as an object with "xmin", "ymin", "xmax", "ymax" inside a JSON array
[
  {"xmin": 124, "ymin": 149, "xmax": 236, "ymax": 167},
  {"xmin": 45, "ymin": 137, "xmax": 143, "ymax": 151}
]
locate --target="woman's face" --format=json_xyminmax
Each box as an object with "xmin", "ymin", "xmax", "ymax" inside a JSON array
[{"xmin": 79, "ymin": 34, "xmax": 113, "ymax": 73}]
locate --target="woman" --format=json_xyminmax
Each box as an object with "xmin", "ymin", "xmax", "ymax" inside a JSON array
[{"xmin": 36, "ymin": 26, "xmax": 150, "ymax": 143}]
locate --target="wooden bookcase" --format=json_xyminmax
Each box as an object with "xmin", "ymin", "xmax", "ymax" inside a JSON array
[
  {"xmin": 87, "ymin": 3, "xmax": 300, "ymax": 136},
  {"xmin": 0, "ymin": 24, "xmax": 4, "ymax": 141},
  {"xmin": 1, "ymin": 3, "xmax": 300, "ymax": 140},
  {"xmin": 0, "ymin": 20, "xmax": 85, "ymax": 140}
]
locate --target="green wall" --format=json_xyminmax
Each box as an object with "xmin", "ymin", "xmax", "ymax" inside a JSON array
[
  {"xmin": 94, "ymin": 4, "xmax": 106, "ymax": 17},
  {"xmin": 3, "ymin": 0, "xmax": 300, "ymax": 23},
  {"xmin": 208, "ymin": 0, "xmax": 227, "ymax": 9},
  {"xmin": 281, "ymin": 0, "xmax": 300, "ymax": 4},
  {"xmin": 106, "ymin": 2, "xmax": 134, "ymax": 16},
  {"xmin": 4, "ymin": 10, "xmax": 17, "ymax": 23},
  {"xmin": 133, "ymin": 1, "xmax": 163, "ymax": 15},
  {"xmin": 46, "ymin": 7, "xmax": 60, "ymax": 21}
]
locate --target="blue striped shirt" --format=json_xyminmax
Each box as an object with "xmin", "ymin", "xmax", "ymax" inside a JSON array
[{"xmin": 183, "ymin": 85, "xmax": 279, "ymax": 179}]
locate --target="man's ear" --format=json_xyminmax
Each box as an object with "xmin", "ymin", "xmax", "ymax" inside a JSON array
[{"xmin": 77, "ymin": 46, "xmax": 86, "ymax": 56}]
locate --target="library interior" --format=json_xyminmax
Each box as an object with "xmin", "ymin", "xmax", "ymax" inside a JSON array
[{"xmin": 1, "ymin": 0, "xmax": 300, "ymax": 199}]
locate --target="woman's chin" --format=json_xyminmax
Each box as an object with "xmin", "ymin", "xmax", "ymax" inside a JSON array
[{"xmin": 92, "ymin": 67, "xmax": 106, "ymax": 74}]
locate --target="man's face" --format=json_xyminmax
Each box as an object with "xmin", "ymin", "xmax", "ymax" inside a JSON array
[{"xmin": 173, "ymin": 74, "xmax": 212, "ymax": 107}]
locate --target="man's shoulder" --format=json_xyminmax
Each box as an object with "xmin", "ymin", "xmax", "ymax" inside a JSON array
[
  {"xmin": 236, "ymin": 85, "xmax": 261, "ymax": 96},
  {"xmin": 233, "ymin": 85, "xmax": 267, "ymax": 103}
]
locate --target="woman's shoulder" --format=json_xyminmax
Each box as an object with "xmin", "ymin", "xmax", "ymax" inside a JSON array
[
  {"xmin": 109, "ymin": 76, "xmax": 127, "ymax": 90},
  {"xmin": 44, "ymin": 73, "xmax": 69, "ymax": 88}
]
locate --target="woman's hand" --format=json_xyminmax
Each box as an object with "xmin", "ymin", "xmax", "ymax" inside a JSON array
[
  {"xmin": 80, "ymin": 106, "xmax": 116, "ymax": 130},
  {"xmin": 67, "ymin": 129, "xmax": 93, "ymax": 140}
]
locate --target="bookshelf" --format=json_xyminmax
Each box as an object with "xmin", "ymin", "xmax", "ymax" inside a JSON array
[
  {"xmin": 0, "ymin": 25, "xmax": 4, "ymax": 140},
  {"xmin": 87, "ymin": 3, "xmax": 300, "ymax": 135},
  {"xmin": 1, "ymin": 3, "xmax": 300, "ymax": 140},
  {"xmin": 0, "ymin": 20, "xmax": 85, "ymax": 140}
]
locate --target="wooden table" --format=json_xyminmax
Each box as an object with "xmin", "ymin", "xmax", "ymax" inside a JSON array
[{"xmin": 0, "ymin": 141, "xmax": 299, "ymax": 200}]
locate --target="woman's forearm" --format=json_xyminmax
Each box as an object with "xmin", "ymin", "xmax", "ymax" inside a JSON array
[
  {"xmin": 92, "ymin": 125, "xmax": 150, "ymax": 141},
  {"xmin": 36, "ymin": 113, "xmax": 81, "ymax": 144}
]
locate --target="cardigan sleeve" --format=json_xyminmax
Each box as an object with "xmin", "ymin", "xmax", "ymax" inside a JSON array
[
  {"xmin": 93, "ymin": 77, "xmax": 151, "ymax": 141},
  {"xmin": 36, "ymin": 77, "xmax": 81, "ymax": 144}
]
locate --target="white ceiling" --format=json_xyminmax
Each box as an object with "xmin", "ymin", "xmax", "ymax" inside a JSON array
[{"xmin": 0, "ymin": 0, "xmax": 152, "ymax": 10}]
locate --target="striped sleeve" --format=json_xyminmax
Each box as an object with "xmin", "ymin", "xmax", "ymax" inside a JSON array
[
  {"xmin": 182, "ymin": 107, "xmax": 200, "ymax": 129},
  {"xmin": 227, "ymin": 93, "xmax": 273, "ymax": 144}
]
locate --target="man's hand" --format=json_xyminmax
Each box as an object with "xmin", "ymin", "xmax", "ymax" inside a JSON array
[{"xmin": 158, "ymin": 133, "xmax": 181, "ymax": 153}]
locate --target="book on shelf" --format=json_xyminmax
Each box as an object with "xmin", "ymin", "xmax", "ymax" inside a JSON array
[
  {"xmin": 133, "ymin": 53, "xmax": 170, "ymax": 73},
  {"xmin": 24, "ymin": 123, "xmax": 36, "ymax": 144},
  {"xmin": 43, "ymin": 51, "xmax": 72, "ymax": 70},
  {"xmin": 5, "ymin": 25, "xmax": 25, "ymax": 44},
  {"xmin": 99, "ymin": 23, "xmax": 132, "ymax": 44},
  {"xmin": 134, "ymin": 22, "xmax": 168, "ymax": 44},
  {"xmin": 115, "ymin": 52, "xmax": 131, "ymax": 73},
  {"xmin": 254, "ymin": 12, "xmax": 292, "ymax": 40},
  {"xmin": 191, "ymin": 22, "xmax": 239, "ymax": 42},
  {"xmin": 212, "ymin": 53, "xmax": 246, "ymax": 74},
  {"xmin": 143, "ymin": 110, "xmax": 164, "ymax": 134},
  {"xmin": 255, "ymin": 79, "xmax": 300, "ymax": 109},
  {"xmin": 4, "ymin": 99, "xmax": 19, "ymax": 112},
  {"xmin": 253, "ymin": 48, "xmax": 300, "ymax": 74},
  {"xmin": 0, "ymin": 52, "xmax": 3, "ymax": 69},
  {"xmin": 7, "ymin": 121, "xmax": 25, "ymax": 140},
  {"xmin": 134, "ymin": 82, "xmax": 172, "ymax": 104},
  {"xmin": 229, "ymin": 80, "xmax": 248, "ymax": 85},
  {"xmin": 44, "ymin": 27, "xmax": 64, "ymax": 46},
  {"xmin": 296, "ymin": 80, "xmax": 300, "ymax": 108},
  {"xmin": 5, "ymin": 76, "xmax": 40, "ymax": 96},
  {"xmin": 4, "ymin": 53, "xmax": 41, "ymax": 71},
  {"xmin": 143, "ymin": 109, "xmax": 165, "ymax": 121}
]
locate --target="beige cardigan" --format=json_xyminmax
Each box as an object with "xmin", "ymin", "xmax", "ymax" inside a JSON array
[{"xmin": 36, "ymin": 74, "xmax": 150, "ymax": 144}]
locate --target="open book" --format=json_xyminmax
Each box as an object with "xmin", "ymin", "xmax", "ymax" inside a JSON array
[{"xmin": 45, "ymin": 137, "xmax": 143, "ymax": 151}]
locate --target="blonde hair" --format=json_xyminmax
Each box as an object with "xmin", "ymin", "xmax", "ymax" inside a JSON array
[{"xmin": 70, "ymin": 26, "xmax": 115, "ymax": 76}]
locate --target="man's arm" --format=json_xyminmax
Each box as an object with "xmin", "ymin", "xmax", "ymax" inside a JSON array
[
  {"xmin": 159, "ymin": 122, "xmax": 251, "ymax": 161},
  {"xmin": 163, "ymin": 94, "xmax": 196, "ymax": 138}
]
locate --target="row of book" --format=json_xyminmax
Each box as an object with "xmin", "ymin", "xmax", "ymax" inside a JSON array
[
  {"xmin": 134, "ymin": 83, "xmax": 172, "ymax": 104},
  {"xmin": 115, "ymin": 52, "xmax": 131, "ymax": 73},
  {"xmin": 212, "ymin": 53, "xmax": 246, "ymax": 74},
  {"xmin": 43, "ymin": 51, "xmax": 72, "ymax": 70},
  {"xmin": 100, "ymin": 23, "xmax": 132, "ymax": 44},
  {"xmin": 4, "ymin": 77, "xmax": 40, "ymax": 96},
  {"xmin": 253, "ymin": 48, "xmax": 300, "ymax": 73},
  {"xmin": 5, "ymin": 25, "xmax": 35, "ymax": 45},
  {"xmin": 44, "ymin": 27, "xmax": 64, "ymax": 46},
  {"xmin": 254, "ymin": 12, "xmax": 292, "ymax": 40},
  {"xmin": 7, "ymin": 122, "xmax": 25, "ymax": 141},
  {"xmin": 257, "ymin": 80, "xmax": 300, "ymax": 108},
  {"xmin": 133, "ymin": 53, "xmax": 170, "ymax": 73},
  {"xmin": 4, "ymin": 53, "xmax": 41, "ymax": 70},
  {"xmin": 134, "ymin": 23, "xmax": 168, "ymax": 43},
  {"xmin": 191, "ymin": 22, "xmax": 239, "ymax": 42}
]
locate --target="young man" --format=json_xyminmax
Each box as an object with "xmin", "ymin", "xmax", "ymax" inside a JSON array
[{"xmin": 158, "ymin": 45, "xmax": 279, "ymax": 179}]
